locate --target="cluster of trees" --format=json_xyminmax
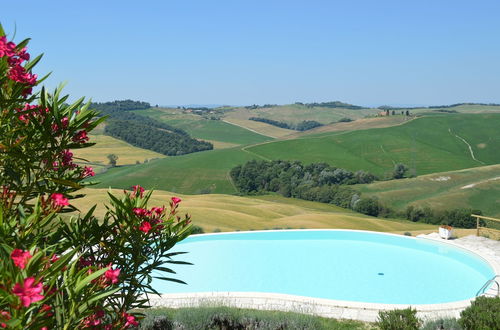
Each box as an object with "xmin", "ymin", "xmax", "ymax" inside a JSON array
[
  {"xmin": 378, "ymin": 102, "xmax": 500, "ymax": 111},
  {"xmin": 295, "ymin": 101, "xmax": 365, "ymax": 109},
  {"xmin": 249, "ymin": 117, "xmax": 323, "ymax": 131},
  {"xmin": 91, "ymin": 100, "xmax": 151, "ymax": 113},
  {"xmin": 105, "ymin": 119, "xmax": 213, "ymax": 156},
  {"xmin": 405, "ymin": 206, "xmax": 482, "ymax": 229},
  {"xmin": 230, "ymin": 160, "xmax": 378, "ymax": 193},
  {"xmin": 91, "ymin": 100, "xmax": 213, "ymax": 156},
  {"xmin": 428, "ymin": 102, "xmax": 500, "ymax": 108},
  {"xmin": 230, "ymin": 160, "xmax": 481, "ymax": 227},
  {"xmin": 230, "ymin": 160, "xmax": 379, "ymax": 214},
  {"xmin": 244, "ymin": 104, "xmax": 278, "ymax": 109}
]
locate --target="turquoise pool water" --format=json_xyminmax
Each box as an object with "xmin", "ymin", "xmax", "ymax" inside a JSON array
[{"xmin": 151, "ymin": 230, "xmax": 495, "ymax": 304}]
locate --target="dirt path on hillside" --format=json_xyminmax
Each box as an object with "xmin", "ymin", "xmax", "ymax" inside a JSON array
[
  {"xmin": 449, "ymin": 128, "xmax": 485, "ymax": 164},
  {"xmin": 461, "ymin": 176, "xmax": 500, "ymax": 189}
]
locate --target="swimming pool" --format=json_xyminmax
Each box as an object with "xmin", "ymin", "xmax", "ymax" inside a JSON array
[{"xmin": 151, "ymin": 230, "xmax": 495, "ymax": 305}]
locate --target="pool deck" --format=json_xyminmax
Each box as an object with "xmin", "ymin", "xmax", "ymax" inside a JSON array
[{"xmin": 148, "ymin": 233, "xmax": 500, "ymax": 323}]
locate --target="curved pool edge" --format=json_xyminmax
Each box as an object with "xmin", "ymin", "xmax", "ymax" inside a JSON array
[{"xmin": 147, "ymin": 229, "xmax": 500, "ymax": 322}]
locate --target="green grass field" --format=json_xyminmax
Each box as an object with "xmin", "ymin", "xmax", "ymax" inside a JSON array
[
  {"xmin": 76, "ymin": 188, "xmax": 439, "ymax": 235},
  {"xmin": 246, "ymin": 113, "xmax": 500, "ymax": 177},
  {"xmin": 93, "ymin": 147, "xmax": 256, "ymax": 194},
  {"xmin": 358, "ymin": 164, "xmax": 500, "ymax": 218},
  {"xmin": 133, "ymin": 108, "xmax": 272, "ymax": 146},
  {"xmin": 93, "ymin": 114, "xmax": 500, "ymax": 196}
]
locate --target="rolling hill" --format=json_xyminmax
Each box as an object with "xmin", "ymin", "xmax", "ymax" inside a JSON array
[
  {"xmin": 93, "ymin": 113, "xmax": 500, "ymax": 204},
  {"xmin": 133, "ymin": 108, "xmax": 272, "ymax": 146},
  {"xmin": 74, "ymin": 188, "xmax": 441, "ymax": 235},
  {"xmin": 357, "ymin": 164, "xmax": 500, "ymax": 218},
  {"xmin": 245, "ymin": 113, "xmax": 500, "ymax": 177}
]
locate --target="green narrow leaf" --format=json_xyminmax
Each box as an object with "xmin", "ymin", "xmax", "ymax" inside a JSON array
[
  {"xmin": 74, "ymin": 267, "xmax": 109, "ymax": 293},
  {"xmin": 153, "ymin": 276, "xmax": 187, "ymax": 285}
]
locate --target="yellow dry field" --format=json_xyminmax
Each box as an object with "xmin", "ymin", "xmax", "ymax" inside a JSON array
[
  {"xmin": 72, "ymin": 134, "xmax": 165, "ymax": 172},
  {"xmin": 74, "ymin": 188, "xmax": 442, "ymax": 236},
  {"xmin": 286, "ymin": 116, "xmax": 412, "ymax": 139},
  {"xmin": 223, "ymin": 111, "xmax": 295, "ymax": 138},
  {"xmin": 204, "ymin": 140, "xmax": 241, "ymax": 149}
]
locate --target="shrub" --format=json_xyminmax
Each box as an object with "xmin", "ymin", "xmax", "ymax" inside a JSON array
[
  {"xmin": 191, "ymin": 225, "xmax": 205, "ymax": 234},
  {"xmin": 354, "ymin": 197, "xmax": 381, "ymax": 217},
  {"xmin": 458, "ymin": 296, "xmax": 500, "ymax": 330},
  {"xmin": 139, "ymin": 306, "xmax": 367, "ymax": 330},
  {"xmin": 421, "ymin": 317, "xmax": 461, "ymax": 330},
  {"xmin": 392, "ymin": 163, "xmax": 409, "ymax": 179},
  {"xmin": 376, "ymin": 308, "xmax": 421, "ymax": 330},
  {"xmin": 0, "ymin": 25, "xmax": 192, "ymax": 328}
]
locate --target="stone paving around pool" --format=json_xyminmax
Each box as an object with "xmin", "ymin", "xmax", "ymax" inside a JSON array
[{"xmin": 148, "ymin": 234, "xmax": 500, "ymax": 323}]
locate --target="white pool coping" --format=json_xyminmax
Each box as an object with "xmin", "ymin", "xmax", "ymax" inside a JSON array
[{"xmin": 147, "ymin": 229, "xmax": 500, "ymax": 322}]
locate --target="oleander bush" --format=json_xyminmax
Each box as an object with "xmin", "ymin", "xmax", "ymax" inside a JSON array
[{"xmin": 0, "ymin": 25, "xmax": 192, "ymax": 328}]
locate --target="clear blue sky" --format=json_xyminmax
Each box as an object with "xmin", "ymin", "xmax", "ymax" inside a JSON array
[{"xmin": 2, "ymin": 0, "xmax": 500, "ymax": 107}]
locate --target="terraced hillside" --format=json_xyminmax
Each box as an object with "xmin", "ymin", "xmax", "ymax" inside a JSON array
[
  {"xmin": 94, "ymin": 114, "xmax": 500, "ymax": 196},
  {"xmin": 75, "ymin": 188, "xmax": 438, "ymax": 235},
  {"xmin": 358, "ymin": 164, "xmax": 500, "ymax": 218}
]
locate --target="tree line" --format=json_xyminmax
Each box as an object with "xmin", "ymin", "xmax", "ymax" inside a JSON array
[
  {"xmin": 91, "ymin": 100, "xmax": 213, "ymax": 156},
  {"xmin": 249, "ymin": 117, "xmax": 323, "ymax": 131},
  {"xmin": 295, "ymin": 101, "xmax": 365, "ymax": 109},
  {"xmin": 230, "ymin": 160, "xmax": 482, "ymax": 228}
]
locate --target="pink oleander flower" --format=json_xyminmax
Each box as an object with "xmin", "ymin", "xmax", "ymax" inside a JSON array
[
  {"xmin": 104, "ymin": 267, "xmax": 120, "ymax": 284},
  {"xmin": 0, "ymin": 311, "xmax": 11, "ymax": 329},
  {"xmin": 123, "ymin": 312, "xmax": 139, "ymax": 327},
  {"xmin": 139, "ymin": 221, "xmax": 152, "ymax": 234},
  {"xmin": 132, "ymin": 185, "xmax": 145, "ymax": 198},
  {"xmin": 79, "ymin": 256, "xmax": 94, "ymax": 267},
  {"xmin": 83, "ymin": 166, "xmax": 95, "ymax": 178},
  {"xmin": 72, "ymin": 130, "xmax": 89, "ymax": 143},
  {"xmin": 50, "ymin": 254, "xmax": 59, "ymax": 264},
  {"xmin": 40, "ymin": 304, "xmax": 53, "ymax": 317},
  {"xmin": 61, "ymin": 116, "xmax": 69, "ymax": 127},
  {"xmin": 0, "ymin": 36, "xmax": 16, "ymax": 57},
  {"xmin": 61, "ymin": 149, "xmax": 73, "ymax": 166},
  {"xmin": 11, "ymin": 249, "xmax": 32, "ymax": 269},
  {"xmin": 8, "ymin": 64, "xmax": 37, "ymax": 85},
  {"xmin": 171, "ymin": 196, "xmax": 182, "ymax": 205},
  {"xmin": 151, "ymin": 206, "xmax": 164, "ymax": 215},
  {"xmin": 12, "ymin": 277, "xmax": 44, "ymax": 307},
  {"xmin": 133, "ymin": 207, "xmax": 148, "ymax": 217},
  {"xmin": 50, "ymin": 193, "xmax": 69, "ymax": 207},
  {"xmin": 83, "ymin": 309, "xmax": 104, "ymax": 327}
]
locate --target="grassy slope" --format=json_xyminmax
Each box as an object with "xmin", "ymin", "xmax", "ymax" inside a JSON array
[
  {"xmin": 93, "ymin": 113, "xmax": 500, "ymax": 195},
  {"xmin": 358, "ymin": 164, "xmax": 500, "ymax": 218},
  {"xmin": 133, "ymin": 108, "xmax": 271, "ymax": 146},
  {"xmin": 246, "ymin": 113, "xmax": 500, "ymax": 177},
  {"xmin": 76, "ymin": 188, "xmax": 437, "ymax": 235},
  {"xmin": 226, "ymin": 104, "xmax": 378, "ymax": 125},
  {"xmin": 286, "ymin": 116, "xmax": 411, "ymax": 138},
  {"xmin": 93, "ymin": 147, "xmax": 257, "ymax": 194},
  {"xmin": 222, "ymin": 104, "xmax": 379, "ymax": 138}
]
